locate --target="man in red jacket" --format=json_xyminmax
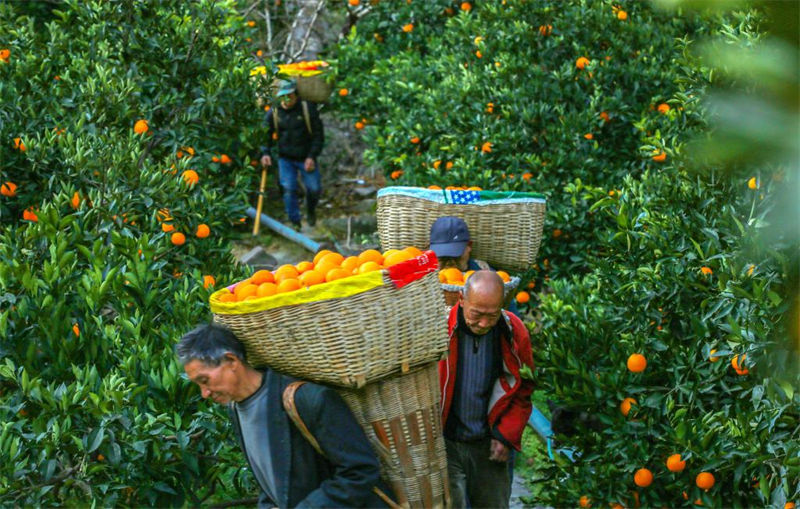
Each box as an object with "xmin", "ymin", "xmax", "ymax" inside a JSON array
[{"xmin": 439, "ymin": 270, "xmax": 534, "ymax": 508}]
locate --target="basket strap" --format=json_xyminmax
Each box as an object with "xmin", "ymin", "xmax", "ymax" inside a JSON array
[
  {"xmin": 301, "ymin": 101, "xmax": 312, "ymax": 134},
  {"xmin": 281, "ymin": 381, "xmax": 402, "ymax": 509},
  {"xmin": 272, "ymin": 107, "xmax": 279, "ymax": 136}
]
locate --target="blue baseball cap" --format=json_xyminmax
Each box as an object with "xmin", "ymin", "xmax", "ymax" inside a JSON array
[
  {"xmin": 275, "ymin": 79, "xmax": 297, "ymax": 97},
  {"xmin": 429, "ymin": 216, "xmax": 470, "ymax": 257}
]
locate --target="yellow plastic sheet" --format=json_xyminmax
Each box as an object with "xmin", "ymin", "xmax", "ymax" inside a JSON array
[{"xmin": 210, "ymin": 270, "xmax": 384, "ymax": 315}]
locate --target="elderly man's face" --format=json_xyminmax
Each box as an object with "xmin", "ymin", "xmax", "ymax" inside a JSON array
[
  {"xmin": 461, "ymin": 284, "xmax": 503, "ymax": 335},
  {"xmin": 184, "ymin": 357, "xmax": 242, "ymax": 404},
  {"xmin": 279, "ymin": 92, "xmax": 298, "ymax": 109}
]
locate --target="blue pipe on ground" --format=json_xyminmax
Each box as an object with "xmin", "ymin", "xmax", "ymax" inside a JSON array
[
  {"xmin": 246, "ymin": 207, "xmax": 320, "ymax": 253},
  {"xmin": 528, "ymin": 406, "xmax": 576, "ymax": 463}
]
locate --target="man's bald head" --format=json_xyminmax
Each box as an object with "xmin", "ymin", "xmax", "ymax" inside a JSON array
[
  {"xmin": 461, "ymin": 270, "xmax": 505, "ymax": 335},
  {"xmin": 464, "ymin": 270, "xmax": 504, "ymax": 303}
]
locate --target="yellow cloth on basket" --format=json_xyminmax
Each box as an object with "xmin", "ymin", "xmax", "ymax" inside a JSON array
[{"xmin": 210, "ymin": 270, "xmax": 384, "ymax": 315}]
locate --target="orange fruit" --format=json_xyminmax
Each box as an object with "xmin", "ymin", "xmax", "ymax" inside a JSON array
[
  {"xmin": 313, "ymin": 249, "xmax": 333, "ymax": 264},
  {"xmin": 171, "ymin": 232, "xmax": 186, "ymax": 246},
  {"xmin": 403, "ymin": 246, "xmax": 422, "ymax": 257},
  {"xmin": 295, "ymin": 261, "xmax": 315, "ymax": 274},
  {"xmin": 358, "ymin": 261, "xmax": 382, "ymax": 274},
  {"xmin": 460, "ymin": 1, "xmax": 471, "ymax": 11},
  {"xmin": 700, "ymin": 266, "xmax": 713, "ymax": 275},
  {"xmin": 274, "ymin": 265, "xmax": 300, "ymax": 283},
  {"xmin": 256, "ymin": 282, "xmax": 277, "ymax": 297},
  {"xmin": 516, "ymin": 291, "xmax": 530, "ymax": 304},
  {"xmin": 196, "ymin": 223, "xmax": 210, "ymax": 238},
  {"xmin": 579, "ymin": 495, "xmax": 591, "ymax": 508},
  {"xmin": 731, "ymin": 353, "xmax": 749, "ymax": 375},
  {"xmin": 0, "ymin": 48, "xmax": 9, "ymax": 61},
  {"xmin": 299, "ymin": 270, "xmax": 325, "ymax": 287},
  {"xmin": 314, "ymin": 259, "xmax": 339, "ymax": 278},
  {"xmin": 1, "ymin": 181, "xmax": 17, "ymax": 197},
  {"xmin": 381, "ymin": 249, "xmax": 400, "ymax": 260},
  {"xmin": 464, "ymin": 270, "xmax": 475, "ymax": 281},
  {"xmin": 133, "ymin": 119, "xmax": 149, "ymax": 134},
  {"xmin": 441, "ymin": 267, "xmax": 463, "ymax": 284},
  {"xmin": 349, "ymin": 0, "xmax": 360, "ymax": 5},
  {"xmin": 575, "ymin": 56, "xmax": 590, "ymax": 69},
  {"xmin": 251, "ymin": 270, "xmax": 275, "ymax": 285},
  {"xmin": 696, "ymin": 472, "xmax": 715, "ymax": 490},
  {"xmin": 70, "ymin": 191, "xmax": 81, "ymax": 209},
  {"xmin": 709, "ymin": 349, "xmax": 719, "ymax": 362},
  {"xmin": 657, "ymin": 103, "xmax": 670, "ymax": 114},
  {"xmin": 355, "ymin": 121, "xmax": 365, "ymax": 130},
  {"xmin": 617, "ymin": 10, "xmax": 628, "ymax": 20},
  {"xmin": 339, "ymin": 88, "xmax": 349, "ymax": 97},
  {"xmin": 235, "ymin": 283, "xmax": 258, "ymax": 300},
  {"xmin": 785, "ymin": 503, "xmax": 796, "ymax": 509},
  {"xmin": 341, "ymin": 256, "xmax": 360, "ymax": 273},
  {"xmin": 203, "ymin": 275, "xmax": 216, "ymax": 289},
  {"xmin": 666, "ymin": 454, "xmax": 686, "ymax": 472},
  {"xmin": 402, "ymin": 23, "xmax": 414, "ymax": 33},
  {"xmin": 496, "ymin": 270, "xmax": 511, "ymax": 283},
  {"xmin": 620, "ymin": 397, "xmax": 636, "ymax": 417},
  {"xmin": 634, "ymin": 468, "xmax": 653, "ymax": 488},
  {"xmin": 438, "ymin": 271, "xmax": 448, "ymax": 283},
  {"xmin": 319, "ymin": 252, "xmax": 345, "ymax": 266},
  {"xmin": 161, "ymin": 223, "xmax": 174, "ymax": 233},
  {"xmin": 182, "ymin": 169, "xmax": 199, "ymax": 185},
  {"xmin": 276, "ymin": 278, "xmax": 301, "ymax": 294},
  {"xmin": 219, "ymin": 292, "xmax": 237, "ymax": 303},
  {"xmin": 652, "ymin": 151, "xmax": 667, "ymax": 162},
  {"xmin": 325, "ymin": 268, "xmax": 351, "ymax": 282},
  {"xmin": 627, "ymin": 353, "xmax": 647, "ymax": 373},
  {"xmin": 357, "ymin": 249, "xmax": 383, "ymax": 265},
  {"xmin": 383, "ymin": 250, "xmax": 413, "ymax": 267},
  {"xmin": 220, "ymin": 154, "xmax": 232, "ymax": 164}
]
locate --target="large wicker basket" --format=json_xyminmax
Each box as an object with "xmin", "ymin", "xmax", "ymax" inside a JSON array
[
  {"xmin": 296, "ymin": 72, "xmax": 333, "ymax": 103},
  {"xmin": 210, "ymin": 256, "xmax": 449, "ymax": 388},
  {"xmin": 338, "ymin": 363, "xmax": 450, "ymax": 509},
  {"xmin": 377, "ymin": 187, "xmax": 546, "ymax": 272}
]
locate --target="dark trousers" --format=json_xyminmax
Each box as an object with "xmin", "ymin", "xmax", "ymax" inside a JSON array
[{"xmin": 445, "ymin": 437, "xmax": 511, "ymax": 509}]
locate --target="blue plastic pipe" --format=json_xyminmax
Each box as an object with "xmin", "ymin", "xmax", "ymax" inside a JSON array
[
  {"xmin": 528, "ymin": 406, "xmax": 576, "ymax": 463},
  {"xmin": 246, "ymin": 207, "xmax": 320, "ymax": 253}
]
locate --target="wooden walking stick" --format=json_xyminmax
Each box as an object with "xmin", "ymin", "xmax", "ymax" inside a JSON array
[{"xmin": 253, "ymin": 164, "xmax": 268, "ymax": 236}]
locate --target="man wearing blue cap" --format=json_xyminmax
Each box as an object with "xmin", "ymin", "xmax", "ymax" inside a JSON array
[
  {"xmin": 260, "ymin": 79, "xmax": 324, "ymax": 230},
  {"xmin": 429, "ymin": 217, "xmax": 519, "ymax": 315}
]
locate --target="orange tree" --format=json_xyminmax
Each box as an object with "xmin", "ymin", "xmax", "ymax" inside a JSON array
[
  {"xmin": 0, "ymin": 1, "xmax": 268, "ymax": 505},
  {"xmin": 331, "ymin": 1, "xmax": 798, "ymax": 507}
]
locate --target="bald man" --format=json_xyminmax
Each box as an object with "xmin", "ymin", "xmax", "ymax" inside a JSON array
[{"xmin": 438, "ymin": 271, "xmax": 534, "ymax": 508}]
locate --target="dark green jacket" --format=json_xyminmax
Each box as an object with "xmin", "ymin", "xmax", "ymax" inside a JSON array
[
  {"xmin": 228, "ymin": 369, "xmax": 391, "ymax": 508},
  {"xmin": 262, "ymin": 101, "xmax": 324, "ymax": 162}
]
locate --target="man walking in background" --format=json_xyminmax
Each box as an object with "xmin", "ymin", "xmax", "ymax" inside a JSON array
[{"xmin": 260, "ymin": 79, "xmax": 324, "ymax": 230}]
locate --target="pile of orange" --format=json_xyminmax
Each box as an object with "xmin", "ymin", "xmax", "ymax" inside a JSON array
[
  {"xmin": 427, "ymin": 185, "xmax": 483, "ymax": 191},
  {"xmin": 217, "ymin": 246, "xmax": 424, "ymax": 303},
  {"xmin": 439, "ymin": 268, "xmax": 511, "ymax": 286}
]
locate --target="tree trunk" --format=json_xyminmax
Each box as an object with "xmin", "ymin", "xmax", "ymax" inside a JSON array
[{"xmin": 284, "ymin": 0, "xmax": 328, "ymax": 62}]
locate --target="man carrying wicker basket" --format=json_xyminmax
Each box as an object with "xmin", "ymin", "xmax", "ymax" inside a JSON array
[
  {"xmin": 177, "ymin": 323, "xmax": 393, "ymax": 508},
  {"xmin": 439, "ymin": 271, "xmax": 534, "ymax": 509}
]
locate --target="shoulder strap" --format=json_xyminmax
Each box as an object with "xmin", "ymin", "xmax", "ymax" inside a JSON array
[
  {"xmin": 282, "ymin": 381, "xmax": 323, "ymax": 455},
  {"xmin": 271, "ymin": 107, "xmax": 279, "ymax": 134},
  {"xmin": 301, "ymin": 101, "xmax": 312, "ymax": 134},
  {"xmin": 281, "ymin": 381, "xmax": 402, "ymax": 509}
]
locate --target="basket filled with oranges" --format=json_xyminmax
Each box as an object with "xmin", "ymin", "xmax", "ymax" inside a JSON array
[
  {"xmin": 438, "ymin": 267, "xmax": 520, "ymax": 307},
  {"xmin": 251, "ymin": 60, "xmax": 333, "ymax": 103},
  {"xmin": 209, "ymin": 247, "xmax": 448, "ymax": 388},
  {"xmin": 377, "ymin": 186, "xmax": 546, "ymax": 272}
]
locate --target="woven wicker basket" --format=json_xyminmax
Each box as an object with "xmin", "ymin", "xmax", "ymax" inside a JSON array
[
  {"xmin": 441, "ymin": 276, "xmax": 520, "ymax": 308},
  {"xmin": 377, "ymin": 187, "xmax": 546, "ymax": 272},
  {"xmin": 211, "ymin": 270, "xmax": 448, "ymax": 388},
  {"xmin": 296, "ymin": 73, "xmax": 333, "ymax": 103},
  {"xmin": 338, "ymin": 363, "xmax": 450, "ymax": 509}
]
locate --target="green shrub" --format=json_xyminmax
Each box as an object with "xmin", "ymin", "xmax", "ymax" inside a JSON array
[{"xmin": 0, "ymin": 1, "xmax": 267, "ymax": 505}]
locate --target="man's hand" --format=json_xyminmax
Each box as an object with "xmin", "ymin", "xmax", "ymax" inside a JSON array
[
  {"xmin": 304, "ymin": 157, "xmax": 315, "ymax": 172},
  {"xmin": 260, "ymin": 155, "xmax": 272, "ymax": 167},
  {"xmin": 488, "ymin": 439, "xmax": 510, "ymax": 462}
]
